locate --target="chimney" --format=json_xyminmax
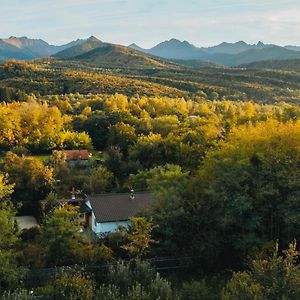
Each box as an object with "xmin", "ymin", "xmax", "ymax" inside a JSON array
[
  {"xmin": 71, "ymin": 187, "xmax": 76, "ymax": 200},
  {"xmin": 130, "ymin": 189, "xmax": 135, "ymax": 200}
]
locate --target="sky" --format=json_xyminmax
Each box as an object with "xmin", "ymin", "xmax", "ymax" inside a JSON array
[{"xmin": 0, "ymin": 0, "xmax": 300, "ymax": 48}]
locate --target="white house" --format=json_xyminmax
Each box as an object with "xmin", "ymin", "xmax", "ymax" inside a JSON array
[
  {"xmin": 15, "ymin": 216, "xmax": 38, "ymax": 231},
  {"xmin": 80, "ymin": 192, "xmax": 153, "ymax": 237}
]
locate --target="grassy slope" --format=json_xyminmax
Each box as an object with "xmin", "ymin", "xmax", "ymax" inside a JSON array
[
  {"xmin": 242, "ymin": 59, "xmax": 300, "ymax": 72},
  {"xmin": 2, "ymin": 58, "xmax": 300, "ymax": 103}
]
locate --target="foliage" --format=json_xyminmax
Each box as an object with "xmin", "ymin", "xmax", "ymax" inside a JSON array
[
  {"xmin": 0, "ymin": 173, "xmax": 14, "ymax": 202},
  {"xmin": 0, "ymin": 175, "xmax": 23, "ymax": 292},
  {"xmin": 76, "ymin": 243, "xmax": 114, "ymax": 265},
  {"xmin": 148, "ymin": 120, "xmax": 300, "ymax": 269},
  {"xmin": 2, "ymin": 152, "xmax": 54, "ymax": 212},
  {"xmin": 46, "ymin": 272, "xmax": 95, "ymax": 300},
  {"xmin": 222, "ymin": 241, "xmax": 300, "ymax": 300},
  {"xmin": 197, "ymin": 120, "xmax": 300, "ymax": 264},
  {"xmin": 179, "ymin": 280, "xmax": 216, "ymax": 300},
  {"xmin": 0, "ymin": 289, "xmax": 34, "ymax": 300},
  {"xmin": 104, "ymin": 260, "xmax": 175, "ymax": 300},
  {"xmin": 96, "ymin": 284, "xmax": 122, "ymax": 300},
  {"xmin": 2, "ymin": 58, "xmax": 300, "ymax": 297},
  {"xmin": 118, "ymin": 217, "xmax": 157, "ymax": 258},
  {"xmin": 84, "ymin": 166, "xmax": 113, "ymax": 194},
  {"xmin": 38, "ymin": 205, "xmax": 83, "ymax": 266}
]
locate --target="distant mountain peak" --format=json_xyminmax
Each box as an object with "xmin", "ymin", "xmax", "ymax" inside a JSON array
[
  {"xmin": 236, "ymin": 41, "xmax": 248, "ymax": 45},
  {"xmin": 7, "ymin": 36, "xmax": 43, "ymax": 42},
  {"xmin": 157, "ymin": 38, "xmax": 195, "ymax": 48},
  {"xmin": 182, "ymin": 40, "xmax": 192, "ymax": 46},
  {"xmin": 169, "ymin": 38, "xmax": 181, "ymax": 43},
  {"xmin": 129, "ymin": 43, "xmax": 139, "ymax": 47},
  {"xmin": 87, "ymin": 36, "xmax": 100, "ymax": 42},
  {"xmin": 159, "ymin": 38, "xmax": 189, "ymax": 47},
  {"xmin": 128, "ymin": 43, "xmax": 145, "ymax": 51},
  {"xmin": 257, "ymin": 41, "xmax": 265, "ymax": 47},
  {"xmin": 54, "ymin": 36, "xmax": 103, "ymax": 60}
]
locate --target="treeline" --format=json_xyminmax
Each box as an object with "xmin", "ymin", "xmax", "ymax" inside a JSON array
[
  {"xmin": 4, "ymin": 59, "xmax": 300, "ymax": 104},
  {"xmin": 0, "ymin": 100, "xmax": 91, "ymax": 151},
  {"xmin": 2, "ymin": 94, "xmax": 300, "ymax": 206},
  {"xmin": 0, "ymin": 61, "xmax": 187, "ymax": 98}
]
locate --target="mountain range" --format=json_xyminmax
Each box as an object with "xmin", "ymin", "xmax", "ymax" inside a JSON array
[
  {"xmin": 53, "ymin": 36, "xmax": 176, "ymax": 69},
  {"xmin": 129, "ymin": 39, "xmax": 300, "ymax": 66},
  {"xmin": 0, "ymin": 36, "xmax": 85, "ymax": 62},
  {"xmin": 1, "ymin": 36, "xmax": 300, "ymax": 68}
]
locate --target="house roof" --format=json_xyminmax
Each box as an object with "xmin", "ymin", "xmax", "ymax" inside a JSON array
[
  {"xmin": 87, "ymin": 192, "xmax": 153, "ymax": 223},
  {"xmin": 80, "ymin": 202, "xmax": 92, "ymax": 214},
  {"xmin": 64, "ymin": 150, "xmax": 89, "ymax": 161}
]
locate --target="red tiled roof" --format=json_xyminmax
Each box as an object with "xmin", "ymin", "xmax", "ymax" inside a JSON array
[
  {"xmin": 64, "ymin": 150, "xmax": 89, "ymax": 161},
  {"xmin": 88, "ymin": 192, "xmax": 153, "ymax": 222}
]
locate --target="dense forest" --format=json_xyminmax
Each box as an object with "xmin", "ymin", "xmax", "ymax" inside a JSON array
[{"xmin": 1, "ymin": 58, "xmax": 300, "ymax": 299}]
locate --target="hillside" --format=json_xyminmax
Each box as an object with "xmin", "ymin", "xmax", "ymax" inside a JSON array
[
  {"xmin": 4, "ymin": 36, "xmax": 59, "ymax": 57},
  {"xmin": 53, "ymin": 36, "xmax": 103, "ymax": 59},
  {"xmin": 3, "ymin": 57, "xmax": 300, "ymax": 104},
  {"xmin": 228, "ymin": 46, "xmax": 300, "ymax": 66},
  {"xmin": 55, "ymin": 41, "xmax": 178, "ymax": 69},
  {"xmin": 0, "ymin": 36, "xmax": 86, "ymax": 61},
  {"xmin": 0, "ymin": 40, "xmax": 36, "ymax": 62},
  {"xmin": 147, "ymin": 39, "xmax": 207, "ymax": 60},
  {"xmin": 0, "ymin": 60, "xmax": 187, "ymax": 98},
  {"xmin": 170, "ymin": 59, "xmax": 221, "ymax": 68},
  {"xmin": 285, "ymin": 45, "xmax": 300, "ymax": 52},
  {"xmin": 242, "ymin": 58, "xmax": 300, "ymax": 72},
  {"xmin": 74, "ymin": 44, "xmax": 177, "ymax": 69}
]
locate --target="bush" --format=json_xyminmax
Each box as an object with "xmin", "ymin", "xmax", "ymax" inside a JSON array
[
  {"xmin": 179, "ymin": 280, "xmax": 215, "ymax": 300},
  {"xmin": 222, "ymin": 241, "xmax": 300, "ymax": 300},
  {"xmin": 0, "ymin": 289, "xmax": 34, "ymax": 300},
  {"xmin": 96, "ymin": 284, "xmax": 122, "ymax": 300},
  {"xmin": 46, "ymin": 272, "xmax": 95, "ymax": 300}
]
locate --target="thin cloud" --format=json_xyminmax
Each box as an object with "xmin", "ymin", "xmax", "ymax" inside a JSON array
[{"xmin": 0, "ymin": 0, "xmax": 300, "ymax": 47}]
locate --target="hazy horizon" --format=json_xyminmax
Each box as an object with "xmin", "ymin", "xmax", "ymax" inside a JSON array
[{"xmin": 1, "ymin": 0, "xmax": 300, "ymax": 48}]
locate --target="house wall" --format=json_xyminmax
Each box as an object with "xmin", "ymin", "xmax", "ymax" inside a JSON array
[
  {"xmin": 68, "ymin": 160, "xmax": 90, "ymax": 168},
  {"xmin": 86, "ymin": 201, "xmax": 130, "ymax": 236}
]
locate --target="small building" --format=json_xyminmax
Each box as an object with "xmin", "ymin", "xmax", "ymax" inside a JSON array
[
  {"xmin": 81, "ymin": 192, "xmax": 153, "ymax": 237},
  {"xmin": 40, "ymin": 187, "xmax": 85, "ymax": 210},
  {"xmin": 15, "ymin": 216, "xmax": 38, "ymax": 231},
  {"xmin": 63, "ymin": 149, "xmax": 91, "ymax": 167}
]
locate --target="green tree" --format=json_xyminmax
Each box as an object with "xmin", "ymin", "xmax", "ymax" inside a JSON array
[
  {"xmin": 85, "ymin": 166, "xmax": 113, "ymax": 194},
  {"xmin": 196, "ymin": 120, "xmax": 300, "ymax": 265},
  {"xmin": 0, "ymin": 289, "xmax": 35, "ymax": 300},
  {"xmin": 105, "ymin": 260, "xmax": 174, "ymax": 299},
  {"xmin": 179, "ymin": 280, "xmax": 215, "ymax": 300},
  {"xmin": 38, "ymin": 205, "xmax": 83, "ymax": 266},
  {"xmin": 108, "ymin": 122, "xmax": 137, "ymax": 154},
  {"xmin": 0, "ymin": 173, "xmax": 23, "ymax": 292},
  {"xmin": 96, "ymin": 284, "xmax": 122, "ymax": 300},
  {"xmin": 118, "ymin": 217, "xmax": 157, "ymax": 259},
  {"xmin": 3, "ymin": 152, "xmax": 54, "ymax": 212},
  {"xmin": 48, "ymin": 272, "xmax": 95, "ymax": 300},
  {"xmin": 0, "ymin": 173, "xmax": 14, "ymax": 202},
  {"xmin": 222, "ymin": 241, "xmax": 300, "ymax": 300}
]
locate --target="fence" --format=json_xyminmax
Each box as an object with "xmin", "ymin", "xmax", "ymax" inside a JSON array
[{"xmin": 24, "ymin": 256, "xmax": 197, "ymax": 287}]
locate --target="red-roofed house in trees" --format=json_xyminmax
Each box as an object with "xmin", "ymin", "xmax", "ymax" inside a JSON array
[{"xmin": 63, "ymin": 149, "xmax": 91, "ymax": 167}]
